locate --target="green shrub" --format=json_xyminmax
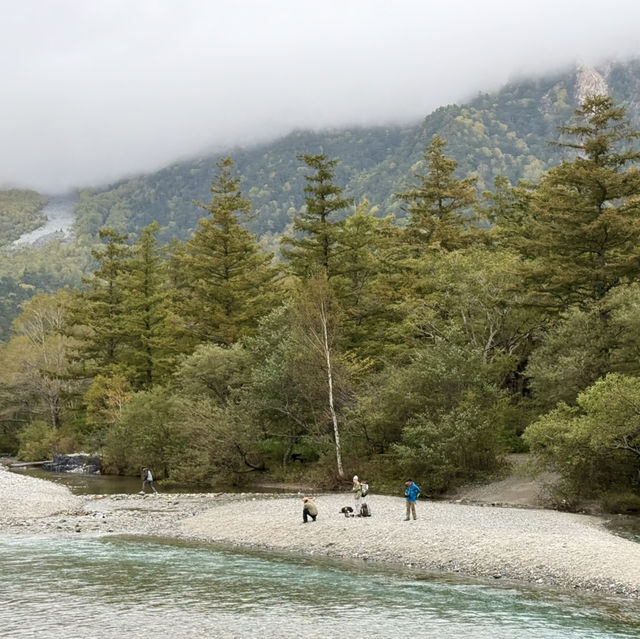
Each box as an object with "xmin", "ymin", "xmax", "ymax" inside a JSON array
[
  {"xmin": 0, "ymin": 423, "xmax": 20, "ymax": 455},
  {"xmin": 17, "ymin": 421, "xmax": 57, "ymax": 461},
  {"xmin": 524, "ymin": 374, "xmax": 640, "ymax": 499},
  {"xmin": 600, "ymin": 491, "xmax": 640, "ymax": 514},
  {"xmin": 392, "ymin": 399, "xmax": 504, "ymax": 494}
]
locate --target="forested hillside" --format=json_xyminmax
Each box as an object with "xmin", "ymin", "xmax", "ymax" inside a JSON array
[
  {"xmin": 71, "ymin": 60, "xmax": 640, "ymax": 243},
  {"xmin": 0, "ymin": 190, "xmax": 48, "ymax": 337},
  {"xmin": 0, "ymin": 190, "xmax": 47, "ymax": 245}
]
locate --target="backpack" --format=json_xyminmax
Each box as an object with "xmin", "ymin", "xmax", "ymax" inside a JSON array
[
  {"xmin": 361, "ymin": 481, "xmax": 369, "ymax": 497},
  {"xmin": 359, "ymin": 502, "xmax": 371, "ymax": 517}
]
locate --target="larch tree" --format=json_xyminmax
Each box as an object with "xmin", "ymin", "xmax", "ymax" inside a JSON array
[
  {"xmin": 331, "ymin": 199, "xmax": 396, "ymax": 354},
  {"xmin": 73, "ymin": 228, "xmax": 132, "ymax": 374}
]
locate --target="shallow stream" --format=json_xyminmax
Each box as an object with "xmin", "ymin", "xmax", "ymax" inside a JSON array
[{"xmin": 0, "ymin": 534, "xmax": 638, "ymax": 638}]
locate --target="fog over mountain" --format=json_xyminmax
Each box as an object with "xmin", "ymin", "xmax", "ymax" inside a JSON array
[{"xmin": 3, "ymin": 0, "xmax": 640, "ymax": 193}]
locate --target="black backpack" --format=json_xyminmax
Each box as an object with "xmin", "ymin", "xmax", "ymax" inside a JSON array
[{"xmin": 359, "ymin": 502, "xmax": 371, "ymax": 517}]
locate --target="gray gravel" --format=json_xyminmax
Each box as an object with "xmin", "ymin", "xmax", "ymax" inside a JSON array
[
  {"xmin": 1, "ymin": 465, "xmax": 639, "ymax": 599},
  {"xmin": 0, "ymin": 464, "xmax": 82, "ymax": 517}
]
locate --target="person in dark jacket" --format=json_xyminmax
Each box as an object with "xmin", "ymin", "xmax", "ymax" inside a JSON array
[
  {"xmin": 302, "ymin": 496, "xmax": 318, "ymax": 523},
  {"xmin": 404, "ymin": 479, "xmax": 420, "ymax": 520}
]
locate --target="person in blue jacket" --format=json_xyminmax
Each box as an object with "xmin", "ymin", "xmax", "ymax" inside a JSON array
[{"xmin": 404, "ymin": 479, "xmax": 420, "ymax": 520}]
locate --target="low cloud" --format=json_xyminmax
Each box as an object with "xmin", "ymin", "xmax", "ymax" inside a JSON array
[{"xmin": 2, "ymin": 0, "xmax": 640, "ymax": 193}]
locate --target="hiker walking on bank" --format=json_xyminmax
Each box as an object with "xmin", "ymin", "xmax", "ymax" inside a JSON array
[
  {"xmin": 404, "ymin": 479, "xmax": 420, "ymax": 520},
  {"xmin": 141, "ymin": 467, "xmax": 158, "ymax": 494}
]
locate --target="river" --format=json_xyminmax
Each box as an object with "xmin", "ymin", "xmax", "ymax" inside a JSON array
[
  {"xmin": 0, "ymin": 534, "xmax": 638, "ymax": 639},
  {"xmin": 4, "ymin": 468, "xmax": 640, "ymax": 636},
  {"xmin": 13, "ymin": 194, "xmax": 76, "ymax": 247}
]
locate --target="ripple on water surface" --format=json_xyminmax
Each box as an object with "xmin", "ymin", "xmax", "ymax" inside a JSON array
[{"xmin": 0, "ymin": 535, "xmax": 637, "ymax": 638}]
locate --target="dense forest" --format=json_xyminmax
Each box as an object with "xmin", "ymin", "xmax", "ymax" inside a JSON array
[{"xmin": 2, "ymin": 93, "xmax": 640, "ymax": 513}]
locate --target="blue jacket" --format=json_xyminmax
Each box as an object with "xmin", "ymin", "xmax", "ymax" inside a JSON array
[{"xmin": 405, "ymin": 482, "xmax": 420, "ymax": 502}]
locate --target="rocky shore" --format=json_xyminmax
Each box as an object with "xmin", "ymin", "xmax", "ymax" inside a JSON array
[{"xmin": 1, "ymin": 464, "xmax": 639, "ymax": 599}]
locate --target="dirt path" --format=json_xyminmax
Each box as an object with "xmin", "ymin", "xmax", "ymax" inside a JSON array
[{"xmin": 451, "ymin": 454, "xmax": 560, "ymax": 508}]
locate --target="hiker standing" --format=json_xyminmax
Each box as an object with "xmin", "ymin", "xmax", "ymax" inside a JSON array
[
  {"xmin": 141, "ymin": 466, "xmax": 158, "ymax": 494},
  {"xmin": 404, "ymin": 479, "xmax": 420, "ymax": 520},
  {"xmin": 352, "ymin": 475, "xmax": 362, "ymax": 515},
  {"xmin": 302, "ymin": 496, "xmax": 318, "ymax": 523}
]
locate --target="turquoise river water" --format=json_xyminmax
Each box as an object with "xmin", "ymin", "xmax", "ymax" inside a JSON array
[{"xmin": 1, "ymin": 533, "xmax": 638, "ymax": 639}]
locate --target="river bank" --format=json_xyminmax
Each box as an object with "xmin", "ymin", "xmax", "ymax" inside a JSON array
[{"xmin": 1, "ymin": 464, "xmax": 639, "ymax": 600}]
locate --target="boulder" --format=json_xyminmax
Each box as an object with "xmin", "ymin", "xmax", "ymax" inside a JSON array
[{"xmin": 43, "ymin": 453, "xmax": 101, "ymax": 474}]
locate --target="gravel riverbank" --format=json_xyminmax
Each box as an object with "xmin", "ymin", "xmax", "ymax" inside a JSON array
[{"xmin": 1, "ymin": 464, "xmax": 639, "ymax": 599}]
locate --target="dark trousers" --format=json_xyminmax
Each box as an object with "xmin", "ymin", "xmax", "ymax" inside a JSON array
[
  {"xmin": 142, "ymin": 479, "xmax": 157, "ymax": 493},
  {"xmin": 303, "ymin": 507, "xmax": 316, "ymax": 522}
]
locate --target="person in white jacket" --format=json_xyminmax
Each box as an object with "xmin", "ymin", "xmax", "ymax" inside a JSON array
[
  {"xmin": 141, "ymin": 467, "xmax": 158, "ymax": 494},
  {"xmin": 352, "ymin": 475, "xmax": 362, "ymax": 515}
]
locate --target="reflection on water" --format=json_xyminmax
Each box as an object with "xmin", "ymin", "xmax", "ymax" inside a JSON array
[
  {"xmin": 10, "ymin": 466, "xmax": 146, "ymax": 494},
  {"xmin": 605, "ymin": 515, "xmax": 640, "ymax": 544},
  {"xmin": 0, "ymin": 535, "xmax": 637, "ymax": 639},
  {"xmin": 10, "ymin": 466, "xmax": 291, "ymax": 496}
]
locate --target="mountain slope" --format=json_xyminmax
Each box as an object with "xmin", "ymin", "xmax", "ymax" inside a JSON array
[{"xmin": 72, "ymin": 59, "xmax": 640, "ymax": 244}]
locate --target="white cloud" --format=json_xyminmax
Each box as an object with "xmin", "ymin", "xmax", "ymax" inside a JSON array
[{"xmin": 2, "ymin": 0, "xmax": 640, "ymax": 192}]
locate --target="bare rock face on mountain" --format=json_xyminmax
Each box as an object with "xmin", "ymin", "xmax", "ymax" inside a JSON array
[{"xmin": 575, "ymin": 64, "xmax": 609, "ymax": 103}]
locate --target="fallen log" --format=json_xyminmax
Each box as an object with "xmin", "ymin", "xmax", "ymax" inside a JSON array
[{"xmin": 9, "ymin": 460, "xmax": 52, "ymax": 468}]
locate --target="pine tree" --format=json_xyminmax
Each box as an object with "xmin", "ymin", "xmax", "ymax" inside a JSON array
[
  {"xmin": 395, "ymin": 135, "xmax": 477, "ymax": 252},
  {"xmin": 171, "ymin": 158, "xmax": 278, "ymax": 346},
  {"xmin": 281, "ymin": 153, "xmax": 353, "ymax": 278},
  {"xmin": 521, "ymin": 95, "xmax": 640, "ymax": 310}
]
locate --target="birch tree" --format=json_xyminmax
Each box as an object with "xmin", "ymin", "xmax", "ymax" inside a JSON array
[{"xmin": 289, "ymin": 274, "xmax": 346, "ymax": 478}]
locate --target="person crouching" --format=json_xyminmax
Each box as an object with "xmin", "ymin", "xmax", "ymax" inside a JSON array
[{"xmin": 302, "ymin": 497, "xmax": 318, "ymax": 523}]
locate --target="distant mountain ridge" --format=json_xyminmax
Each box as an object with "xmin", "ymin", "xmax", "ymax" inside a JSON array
[{"xmin": 67, "ymin": 59, "xmax": 640, "ymax": 245}]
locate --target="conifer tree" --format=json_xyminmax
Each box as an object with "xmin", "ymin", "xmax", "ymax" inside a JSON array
[
  {"xmin": 281, "ymin": 153, "xmax": 353, "ymax": 278},
  {"xmin": 331, "ymin": 199, "xmax": 396, "ymax": 353},
  {"xmin": 522, "ymin": 95, "xmax": 640, "ymax": 310},
  {"xmin": 74, "ymin": 228, "xmax": 132, "ymax": 373},
  {"xmin": 171, "ymin": 158, "xmax": 278, "ymax": 346},
  {"xmin": 395, "ymin": 135, "xmax": 477, "ymax": 252},
  {"xmin": 120, "ymin": 222, "xmax": 175, "ymax": 389}
]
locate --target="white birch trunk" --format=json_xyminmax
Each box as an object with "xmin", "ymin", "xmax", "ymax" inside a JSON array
[{"xmin": 320, "ymin": 300, "xmax": 344, "ymax": 478}]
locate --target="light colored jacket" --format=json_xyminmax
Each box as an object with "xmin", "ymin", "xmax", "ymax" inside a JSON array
[
  {"xmin": 304, "ymin": 500, "xmax": 318, "ymax": 516},
  {"xmin": 352, "ymin": 480, "xmax": 362, "ymax": 499}
]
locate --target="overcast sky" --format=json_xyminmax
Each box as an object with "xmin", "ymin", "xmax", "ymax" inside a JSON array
[{"xmin": 3, "ymin": 0, "xmax": 640, "ymax": 193}]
